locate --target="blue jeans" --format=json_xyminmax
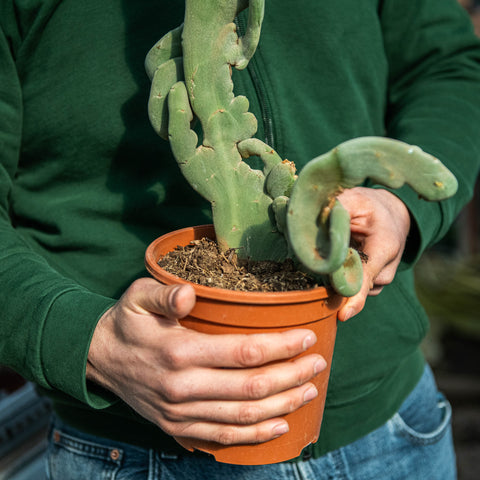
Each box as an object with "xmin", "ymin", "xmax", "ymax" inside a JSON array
[{"xmin": 45, "ymin": 365, "xmax": 456, "ymax": 480}]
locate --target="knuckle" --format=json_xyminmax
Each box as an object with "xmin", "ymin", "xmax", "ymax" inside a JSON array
[
  {"xmin": 160, "ymin": 403, "xmax": 184, "ymax": 423},
  {"xmin": 235, "ymin": 341, "xmax": 266, "ymax": 367},
  {"xmin": 156, "ymin": 419, "xmax": 177, "ymax": 437},
  {"xmin": 285, "ymin": 394, "xmax": 301, "ymax": 413},
  {"xmin": 161, "ymin": 342, "xmax": 190, "ymax": 369},
  {"xmin": 373, "ymin": 264, "xmax": 397, "ymax": 288},
  {"xmin": 251, "ymin": 426, "xmax": 271, "ymax": 444},
  {"xmin": 161, "ymin": 379, "xmax": 189, "ymax": 403},
  {"xmin": 380, "ymin": 271, "xmax": 395, "ymax": 285},
  {"xmin": 216, "ymin": 427, "xmax": 239, "ymax": 446},
  {"xmin": 244, "ymin": 373, "xmax": 272, "ymax": 399},
  {"xmin": 295, "ymin": 359, "xmax": 315, "ymax": 385},
  {"xmin": 237, "ymin": 403, "xmax": 262, "ymax": 424},
  {"xmin": 125, "ymin": 278, "xmax": 146, "ymax": 298}
]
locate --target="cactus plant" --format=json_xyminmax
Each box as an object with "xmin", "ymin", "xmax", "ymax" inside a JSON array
[{"xmin": 146, "ymin": 0, "xmax": 458, "ymax": 296}]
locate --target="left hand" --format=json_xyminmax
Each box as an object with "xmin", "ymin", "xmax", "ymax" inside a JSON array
[{"xmin": 335, "ymin": 187, "xmax": 411, "ymax": 321}]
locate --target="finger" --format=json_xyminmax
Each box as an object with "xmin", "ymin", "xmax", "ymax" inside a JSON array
[
  {"xmin": 372, "ymin": 260, "xmax": 399, "ymax": 288},
  {"xmin": 338, "ymin": 278, "xmax": 369, "ymax": 322},
  {"xmin": 175, "ymin": 418, "xmax": 289, "ymax": 450},
  {"xmin": 160, "ymin": 353, "xmax": 326, "ymax": 402},
  {"xmin": 367, "ymin": 285, "xmax": 384, "ymax": 296},
  {"xmin": 174, "ymin": 416, "xmax": 291, "ymax": 446},
  {"xmin": 161, "ymin": 382, "xmax": 319, "ymax": 425},
  {"xmin": 159, "ymin": 328, "xmax": 318, "ymax": 369},
  {"xmin": 126, "ymin": 278, "xmax": 196, "ymax": 319},
  {"xmin": 363, "ymin": 246, "xmax": 402, "ymax": 297},
  {"xmin": 366, "ymin": 255, "xmax": 403, "ymax": 296},
  {"xmin": 338, "ymin": 244, "xmax": 395, "ymax": 321}
]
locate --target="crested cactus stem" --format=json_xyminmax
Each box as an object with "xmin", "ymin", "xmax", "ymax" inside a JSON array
[
  {"xmin": 287, "ymin": 136, "xmax": 458, "ymax": 295},
  {"xmin": 147, "ymin": 3, "xmax": 458, "ymax": 296},
  {"xmin": 149, "ymin": 0, "xmax": 291, "ymax": 261}
]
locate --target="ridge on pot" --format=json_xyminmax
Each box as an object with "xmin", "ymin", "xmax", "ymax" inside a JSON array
[{"xmin": 145, "ymin": 225, "xmax": 345, "ymax": 465}]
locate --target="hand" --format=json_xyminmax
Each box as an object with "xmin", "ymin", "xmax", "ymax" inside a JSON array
[
  {"xmin": 87, "ymin": 278, "xmax": 325, "ymax": 446},
  {"xmin": 336, "ymin": 187, "xmax": 411, "ymax": 321}
]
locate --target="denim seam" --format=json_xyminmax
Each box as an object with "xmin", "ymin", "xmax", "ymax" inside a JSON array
[
  {"xmin": 53, "ymin": 429, "xmax": 123, "ymax": 464},
  {"xmin": 148, "ymin": 449, "xmax": 155, "ymax": 480},
  {"xmin": 290, "ymin": 462, "xmax": 306, "ymax": 480},
  {"xmin": 390, "ymin": 398, "xmax": 452, "ymax": 446},
  {"xmin": 329, "ymin": 450, "xmax": 350, "ymax": 480}
]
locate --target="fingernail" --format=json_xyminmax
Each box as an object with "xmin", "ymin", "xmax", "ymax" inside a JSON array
[
  {"xmin": 272, "ymin": 422, "xmax": 289, "ymax": 437},
  {"xmin": 167, "ymin": 286, "xmax": 183, "ymax": 317},
  {"xmin": 314, "ymin": 358, "xmax": 327, "ymax": 375},
  {"xmin": 341, "ymin": 308, "xmax": 354, "ymax": 322},
  {"xmin": 303, "ymin": 334, "xmax": 317, "ymax": 351},
  {"xmin": 169, "ymin": 285, "xmax": 182, "ymax": 303},
  {"xmin": 303, "ymin": 385, "xmax": 318, "ymax": 403}
]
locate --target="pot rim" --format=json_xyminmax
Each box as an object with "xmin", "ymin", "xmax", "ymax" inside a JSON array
[{"xmin": 145, "ymin": 225, "xmax": 337, "ymax": 305}]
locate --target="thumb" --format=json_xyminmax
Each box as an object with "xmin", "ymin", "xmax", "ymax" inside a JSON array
[
  {"xmin": 127, "ymin": 278, "xmax": 196, "ymax": 319},
  {"xmin": 167, "ymin": 283, "xmax": 197, "ymax": 319}
]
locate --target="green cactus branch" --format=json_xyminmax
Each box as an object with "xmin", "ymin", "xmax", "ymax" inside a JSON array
[
  {"xmin": 146, "ymin": 0, "xmax": 458, "ymax": 296},
  {"xmin": 287, "ymin": 137, "xmax": 458, "ymax": 296}
]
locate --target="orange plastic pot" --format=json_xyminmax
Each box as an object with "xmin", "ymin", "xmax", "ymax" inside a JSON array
[{"xmin": 145, "ymin": 225, "xmax": 346, "ymax": 465}]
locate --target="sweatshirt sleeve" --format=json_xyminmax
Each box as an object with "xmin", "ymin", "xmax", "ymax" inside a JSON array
[
  {"xmin": 378, "ymin": 0, "xmax": 480, "ymax": 264},
  {"xmin": 0, "ymin": 19, "xmax": 117, "ymax": 408}
]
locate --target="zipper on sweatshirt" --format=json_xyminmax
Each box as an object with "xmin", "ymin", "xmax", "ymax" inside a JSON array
[{"xmin": 235, "ymin": 15, "xmax": 276, "ymax": 148}]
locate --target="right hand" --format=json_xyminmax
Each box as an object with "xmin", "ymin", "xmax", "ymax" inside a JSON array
[{"xmin": 86, "ymin": 278, "xmax": 326, "ymax": 447}]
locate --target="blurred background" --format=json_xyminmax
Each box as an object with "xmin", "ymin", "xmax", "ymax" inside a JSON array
[{"xmin": 1, "ymin": 2, "xmax": 480, "ymax": 479}]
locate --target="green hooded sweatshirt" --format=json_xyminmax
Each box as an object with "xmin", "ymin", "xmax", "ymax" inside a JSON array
[{"xmin": 1, "ymin": 0, "xmax": 480, "ymax": 458}]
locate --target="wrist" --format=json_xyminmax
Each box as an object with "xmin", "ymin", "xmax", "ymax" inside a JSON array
[{"xmin": 86, "ymin": 307, "xmax": 116, "ymax": 391}]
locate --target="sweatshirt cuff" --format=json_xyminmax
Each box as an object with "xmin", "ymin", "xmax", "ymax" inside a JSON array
[{"xmin": 40, "ymin": 288, "xmax": 117, "ymax": 409}]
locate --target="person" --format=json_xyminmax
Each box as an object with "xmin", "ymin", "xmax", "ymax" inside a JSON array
[{"xmin": 1, "ymin": 0, "xmax": 479, "ymax": 478}]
